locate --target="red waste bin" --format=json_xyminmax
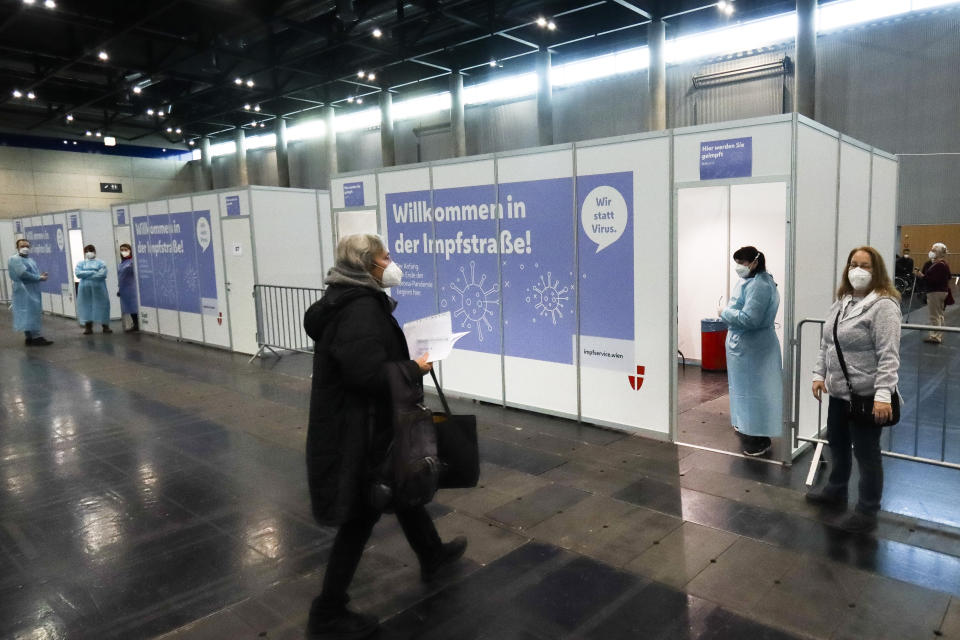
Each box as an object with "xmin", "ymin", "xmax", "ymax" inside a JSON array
[{"xmin": 701, "ymin": 318, "xmax": 728, "ymax": 371}]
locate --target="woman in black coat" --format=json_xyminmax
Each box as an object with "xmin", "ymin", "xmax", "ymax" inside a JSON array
[{"xmin": 303, "ymin": 233, "xmax": 467, "ymax": 640}]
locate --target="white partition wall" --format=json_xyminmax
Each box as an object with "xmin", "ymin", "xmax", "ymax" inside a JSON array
[
  {"xmin": 870, "ymin": 152, "xmax": 899, "ymax": 272},
  {"xmin": 836, "ymin": 140, "xmax": 873, "ymax": 276},
  {"xmin": 77, "ymin": 209, "xmax": 121, "ymax": 320},
  {"xmin": 0, "ymin": 220, "xmax": 15, "ymax": 298}
]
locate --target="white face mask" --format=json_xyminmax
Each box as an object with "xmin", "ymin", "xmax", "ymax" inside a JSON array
[
  {"xmin": 379, "ymin": 261, "xmax": 403, "ymax": 288},
  {"xmin": 85, "ymin": 252, "xmax": 96, "ymax": 260},
  {"xmin": 18, "ymin": 246, "xmax": 29, "ymax": 256},
  {"xmin": 848, "ymin": 267, "xmax": 872, "ymax": 291},
  {"xmin": 929, "ymin": 251, "xmax": 937, "ymax": 260},
  {"xmin": 120, "ymin": 250, "xmax": 131, "ymax": 258},
  {"xmin": 734, "ymin": 264, "xmax": 751, "ymax": 279}
]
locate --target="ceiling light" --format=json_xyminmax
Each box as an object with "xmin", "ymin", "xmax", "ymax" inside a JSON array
[
  {"xmin": 246, "ymin": 79, "xmax": 254, "ymax": 87},
  {"xmin": 253, "ymin": 104, "xmax": 260, "ymax": 112},
  {"xmin": 12, "ymin": 89, "xmax": 22, "ymax": 98},
  {"xmin": 65, "ymin": 114, "xmax": 73, "ymax": 122},
  {"xmin": 72, "ymin": 141, "xmax": 77, "ymax": 145},
  {"xmin": 175, "ymin": 128, "xmax": 181, "ymax": 134},
  {"xmin": 547, "ymin": 21, "xmax": 556, "ymax": 30},
  {"xmin": 250, "ymin": 121, "xmax": 256, "ymax": 127},
  {"xmin": 166, "ymin": 127, "xmax": 172, "ymax": 133},
  {"xmin": 62, "ymin": 140, "xmax": 67, "ymax": 144},
  {"xmin": 489, "ymin": 59, "xmax": 497, "ymax": 67},
  {"xmin": 85, "ymin": 130, "xmax": 92, "ymax": 136},
  {"xmin": 357, "ymin": 70, "xmax": 365, "ymax": 78},
  {"xmin": 188, "ymin": 139, "xmax": 195, "ymax": 145},
  {"xmin": 259, "ymin": 122, "xmax": 265, "ymax": 128},
  {"xmin": 146, "ymin": 108, "xmax": 154, "ymax": 115},
  {"xmin": 368, "ymin": 73, "xmax": 376, "ymax": 81},
  {"xmin": 356, "ymin": 97, "xmax": 363, "ymax": 104},
  {"xmin": 157, "ymin": 110, "xmax": 165, "ymax": 117},
  {"xmin": 536, "ymin": 16, "xmax": 547, "ymax": 27},
  {"xmin": 44, "ymin": 0, "xmax": 55, "ymax": 8},
  {"xmin": 98, "ymin": 51, "xmax": 108, "ymax": 61},
  {"xmin": 372, "ymin": 27, "xmax": 382, "ymax": 38},
  {"xmin": 132, "ymin": 86, "xmax": 142, "ymax": 94},
  {"xmin": 724, "ymin": 3, "xmax": 734, "ymax": 15},
  {"xmin": 244, "ymin": 103, "xmax": 251, "ymax": 110},
  {"xmin": 95, "ymin": 131, "xmax": 102, "ymax": 137},
  {"xmin": 104, "ymin": 136, "xmax": 116, "ymax": 146},
  {"xmin": 23, "ymin": 0, "xmax": 36, "ymax": 5},
  {"xmin": 26, "ymin": 91, "xmax": 35, "ymax": 99},
  {"xmin": 234, "ymin": 78, "xmax": 243, "ymax": 85},
  {"xmin": 718, "ymin": 0, "xmax": 727, "ymax": 7},
  {"xmin": 347, "ymin": 96, "xmax": 354, "ymax": 103}
]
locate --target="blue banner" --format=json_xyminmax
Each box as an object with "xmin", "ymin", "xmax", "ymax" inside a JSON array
[
  {"xmin": 386, "ymin": 189, "xmax": 436, "ymax": 328},
  {"xmin": 344, "ymin": 182, "xmax": 365, "ymax": 207},
  {"xmin": 24, "ymin": 224, "xmax": 68, "ymax": 294},
  {"xmin": 69, "ymin": 213, "xmax": 79, "ymax": 230},
  {"xmin": 700, "ymin": 137, "xmax": 753, "ymax": 180},
  {"xmin": 577, "ymin": 172, "xmax": 634, "ymax": 341},
  {"xmin": 500, "ymin": 177, "xmax": 576, "ymax": 364},
  {"xmin": 116, "ymin": 208, "xmax": 126, "ymax": 225},
  {"xmin": 225, "ymin": 195, "xmax": 241, "ymax": 216}
]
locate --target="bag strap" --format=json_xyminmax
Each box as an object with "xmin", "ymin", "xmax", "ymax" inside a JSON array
[
  {"xmin": 832, "ymin": 306, "xmax": 855, "ymax": 395},
  {"xmin": 430, "ymin": 368, "xmax": 452, "ymax": 416}
]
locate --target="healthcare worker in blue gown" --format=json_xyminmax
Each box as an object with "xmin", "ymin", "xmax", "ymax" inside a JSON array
[
  {"xmin": 75, "ymin": 244, "xmax": 112, "ymax": 335},
  {"xmin": 8, "ymin": 238, "xmax": 53, "ymax": 346},
  {"xmin": 117, "ymin": 243, "xmax": 139, "ymax": 332},
  {"xmin": 719, "ymin": 246, "xmax": 783, "ymax": 457}
]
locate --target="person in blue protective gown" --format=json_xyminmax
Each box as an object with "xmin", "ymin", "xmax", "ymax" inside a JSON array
[
  {"xmin": 719, "ymin": 246, "xmax": 782, "ymax": 457},
  {"xmin": 75, "ymin": 244, "xmax": 112, "ymax": 335},
  {"xmin": 7, "ymin": 238, "xmax": 53, "ymax": 346},
  {"xmin": 117, "ymin": 243, "xmax": 139, "ymax": 332}
]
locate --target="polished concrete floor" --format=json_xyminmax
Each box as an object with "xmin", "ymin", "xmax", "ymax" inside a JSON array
[{"xmin": 3, "ymin": 312, "xmax": 960, "ymax": 640}]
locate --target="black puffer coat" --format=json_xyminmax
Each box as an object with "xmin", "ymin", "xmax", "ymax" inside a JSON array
[{"xmin": 303, "ymin": 284, "xmax": 420, "ymax": 526}]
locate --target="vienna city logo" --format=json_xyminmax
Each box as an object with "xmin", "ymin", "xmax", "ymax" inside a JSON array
[{"xmin": 628, "ymin": 366, "xmax": 645, "ymax": 391}]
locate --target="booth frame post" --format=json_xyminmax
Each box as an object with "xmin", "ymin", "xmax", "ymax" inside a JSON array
[
  {"xmin": 668, "ymin": 130, "xmax": 678, "ymax": 444},
  {"xmin": 781, "ymin": 113, "xmax": 800, "ymax": 467},
  {"xmin": 573, "ymin": 143, "xmax": 582, "ymax": 423}
]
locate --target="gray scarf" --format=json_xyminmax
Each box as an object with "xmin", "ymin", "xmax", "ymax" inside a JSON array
[{"xmin": 324, "ymin": 264, "xmax": 382, "ymax": 292}]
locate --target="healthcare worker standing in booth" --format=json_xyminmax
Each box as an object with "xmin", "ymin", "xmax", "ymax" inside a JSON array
[
  {"xmin": 117, "ymin": 243, "xmax": 139, "ymax": 332},
  {"xmin": 8, "ymin": 238, "xmax": 53, "ymax": 346},
  {"xmin": 75, "ymin": 244, "xmax": 112, "ymax": 335},
  {"xmin": 719, "ymin": 246, "xmax": 783, "ymax": 457}
]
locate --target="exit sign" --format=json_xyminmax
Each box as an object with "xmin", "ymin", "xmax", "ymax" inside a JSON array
[{"xmin": 100, "ymin": 182, "xmax": 122, "ymax": 193}]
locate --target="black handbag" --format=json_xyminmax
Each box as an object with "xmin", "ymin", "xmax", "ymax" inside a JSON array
[
  {"xmin": 832, "ymin": 311, "xmax": 900, "ymax": 428},
  {"xmin": 430, "ymin": 369, "xmax": 480, "ymax": 489}
]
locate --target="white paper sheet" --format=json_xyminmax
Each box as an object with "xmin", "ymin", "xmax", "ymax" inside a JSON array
[{"xmin": 402, "ymin": 312, "xmax": 466, "ymax": 362}]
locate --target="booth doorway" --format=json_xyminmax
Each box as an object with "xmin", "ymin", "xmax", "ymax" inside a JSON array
[{"xmin": 675, "ymin": 181, "xmax": 788, "ymax": 457}]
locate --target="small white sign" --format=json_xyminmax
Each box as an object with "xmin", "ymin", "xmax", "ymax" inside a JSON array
[{"xmin": 231, "ymin": 242, "xmax": 242, "ymax": 256}]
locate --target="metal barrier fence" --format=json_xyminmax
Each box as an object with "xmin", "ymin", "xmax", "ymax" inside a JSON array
[
  {"xmin": 251, "ymin": 284, "xmax": 324, "ymax": 362},
  {"xmin": 0, "ymin": 268, "xmax": 9, "ymax": 304},
  {"xmin": 794, "ymin": 317, "xmax": 960, "ymax": 486}
]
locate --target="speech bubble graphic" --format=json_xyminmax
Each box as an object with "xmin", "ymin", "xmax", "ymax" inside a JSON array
[
  {"xmin": 56, "ymin": 227, "xmax": 65, "ymax": 251},
  {"xmin": 581, "ymin": 185, "xmax": 627, "ymax": 253},
  {"xmin": 196, "ymin": 215, "xmax": 211, "ymax": 252}
]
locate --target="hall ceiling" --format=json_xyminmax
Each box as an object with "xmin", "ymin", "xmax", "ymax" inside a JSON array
[{"xmin": 0, "ymin": 0, "xmax": 796, "ymax": 146}]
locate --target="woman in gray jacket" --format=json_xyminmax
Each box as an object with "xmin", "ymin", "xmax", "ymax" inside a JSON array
[{"xmin": 807, "ymin": 246, "xmax": 901, "ymax": 533}]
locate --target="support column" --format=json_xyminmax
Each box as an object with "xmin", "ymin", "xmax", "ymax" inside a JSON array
[
  {"xmin": 275, "ymin": 118, "xmax": 290, "ymax": 188},
  {"xmin": 234, "ymin": 128, "xmax": 248, "ymax": 186},
  {"xmin": 795, "ymin": 0, "xmax": 816, "ymax": 118},
  {"xmin": 647, "ymin": 18, "xmax": 667, "ymax": 131},
  {"xmin": 536, "ymin": 48, "xmax": 553, "ymax": 147},
  {"xmin": 324, "ymin": 105, "xmax": 338, "ymax": 180},
  {"xmin": 450, "ymin": 71, "xmax": 466, "ymax": 157},
  {"xmin": 200, "ymin": 136, "xmax": 213, "ymax": 190},
  {"xmin": 380, "ymin": 91, "xmax": 396, "ymax": 167}
]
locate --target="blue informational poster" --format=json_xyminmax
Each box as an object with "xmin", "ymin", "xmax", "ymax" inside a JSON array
[
  {"xmin": 433, "ymin": 184, "xmax": 500, "ymax": 354},
  {"xmin": 385, "ymin": 189, "xmax": 436, "ymax": 328},
  {"xmin": 132, "ymin": 211, "xmax": 218, "ymax": 314},
  {"xmin": 344, "ymin": 182, "xmax": 365, "ymax": 207},
  {"xmin": 700, "ymin": 137, "xmax": 753, "ymax": 180},
  {"xmin": 15, "ymin": 220, "xmax": 22, "ymax": 233},
  {"xmin": 577, "ymin": 172, "xmax": 634, "ymax": 370},
  {"xmin": 225, "ymin": 195, "xmax": 241, "ymax": 216},
  {"xmin": 116, "ymin": 208, "xmax": 126, "ymax": 225},
  {"xmin": 500, "ymin": 177, "xmax": 576, "ymax": 364},
  {"xmin": 24, "ymin": 224, "xmax": 68, "ymax": 294},
  {"xmin": 69, "ymin": 213, "xmax": 79, "ymax": 230}
]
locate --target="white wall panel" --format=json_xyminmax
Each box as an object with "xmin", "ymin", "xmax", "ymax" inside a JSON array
[
  {"xmin": 192, "ymin": 193, "xmax": 230, "ymax": 348},
  {"xmin": 673, "ymin": 120, "xmax": 792, "ymax": 183},
  {"xmin": 836, "ymin": 142, "xmax": 872, "ymax": 276},
  {"xmin": 870, "ymin": 155, "xmax": 899, "ymax": 274},
  {"xmin": 317, "ymin": 191, "xmax": 334, "ymax": 276},
  {"xmin": 250, "ymin": 188, "xmax": 323, "ymax": 288}
]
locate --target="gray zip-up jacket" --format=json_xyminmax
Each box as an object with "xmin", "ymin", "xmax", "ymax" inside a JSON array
[{"xmin": 813, "ymin": 292, "xmax": 901, "ymax": 402}]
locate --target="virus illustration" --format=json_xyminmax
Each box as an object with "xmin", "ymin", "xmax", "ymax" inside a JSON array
[
  {"xmin": 445, "ymin": 261, "xmax": 499, "ymax": 342},
  {"xmin": 181, "ymin": 264, "xmax": 200, "ymax": 297},
  {"xmin": 525, "ymin": 271, "xmax": 571, "ymax": 325}
]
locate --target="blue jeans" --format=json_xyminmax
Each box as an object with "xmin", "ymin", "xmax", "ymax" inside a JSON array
[{"xmin": 825, "ymin": 396, "xmax": 883, "ymax": 515}]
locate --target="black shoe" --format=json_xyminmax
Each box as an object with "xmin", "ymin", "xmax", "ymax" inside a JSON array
[
  {"xmin": 82, "ymin": 327, "xmax": 93, "ymax": 335},
  {"xmin": 841, "ymin": 510, "xmax": 878, "ymax": 534},
  {"xmin": 742, "ymin": 436, "xmax": 771, "ymax": 457},
  {"xmin": 421, "ymin": 536, "xmax": 468, "ymax": 582},
  {"xmin": 31, "ymin": 337, "xmax": 53, "ymax": 346},
  {"xmin": 307, "ymin": 609, "xmax": 379, "ymax": 640},
  {"xmin": 102, "ymin": 326, "xmax": 113, "ymax": 334},
  {"xmin": 805, "ymin": 488, "xmax": 848, "ymax": 509}
]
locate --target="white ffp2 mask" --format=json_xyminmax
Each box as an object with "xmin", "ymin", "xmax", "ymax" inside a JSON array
[
  {"xmin": 848, "ymin": 267, "xmax": 872, "ymax": 291},
  {"xmin": 18, "ymin": 247, "xmax": 29, "ymax": 256},
  {"xmin": 85, "ymin": 252, "xmax": 96, "ymax": 260},
  {"xmin": 380, "ymin": 261, "xmax": 403, "ymax": 287},
  {"xmin": 734, "ymin": 264, "xmax": 751, "ymax": 279},
  {"xmin": 929, "ymin": 251, "xmax": 937, "ymax": 260}
]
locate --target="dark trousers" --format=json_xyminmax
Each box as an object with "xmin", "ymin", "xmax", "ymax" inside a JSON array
[
  {"xmin": 311, "ymin": 504, "xmax": 441, "ymax": 620},
  {"xmin": 825, "ymin": 396, "xmax": 883, "ymax": 515}
]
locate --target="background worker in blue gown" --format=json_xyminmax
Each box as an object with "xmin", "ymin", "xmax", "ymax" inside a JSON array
[
  {"xmin": 75, "ymin": 244, "xmax": 112, "ymax": 335},
  {"xmin": 117, "ymin": 243, "xmax": 139, "ymax": 332},
  {"xmin": 8, "ymin": 238, "xmax": 53, "ymax": 346},
  {"xmin": 719, "ymin": 246, "xmax": 783, "ymax": 457}
]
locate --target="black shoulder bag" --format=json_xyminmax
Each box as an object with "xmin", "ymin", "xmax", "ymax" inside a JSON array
[
  {"xmin": 430, "ymin": 369, "xmax": 480, "ymax": 489},
  {"xmin": 832, "ymin": 311, "xmax": 900, "ymax": 428}
]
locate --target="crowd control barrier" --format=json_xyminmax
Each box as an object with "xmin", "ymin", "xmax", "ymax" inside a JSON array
[
  {"xmin": 794, "ymin": 318, "xmax": 960, "ymax": 486},
  {"xmin": 251, "ymin": 284, "xmax": 324, "ymax": 362}
]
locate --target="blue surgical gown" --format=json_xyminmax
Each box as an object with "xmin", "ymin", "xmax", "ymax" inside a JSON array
[
  {"xmin": 719, "ymin": 271, "xmax": 783, "ymax": 438},
  {"xmin": 7, "ymin": 255, "xmax": 43, "ymax": 333},
  {"xmin": 117, "ymin": 258, "xmax": 138, "ymax": 314},
  {"xmin": 75, "ymin": 259, "xmax": 110, "ymax": 325}
]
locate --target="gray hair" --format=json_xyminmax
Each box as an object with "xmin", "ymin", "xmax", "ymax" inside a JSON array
[
  {"xmin": 336, "ymin": 233, "xmax": 386, "ymax": 271},
  {"xmin": 932, "ymin": 242, "xmax": 948, "ymax": 258}
]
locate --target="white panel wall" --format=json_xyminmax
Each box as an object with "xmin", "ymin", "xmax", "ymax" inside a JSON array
[
  {"xmin": 128, "ymin": 202, "xmax": 157, "ymax": 334},
  {"xmin": 79, "ymin": 210, "xmax": 121, "ymax": 320},
  {"xmin": 673, "ymin": 120, "xmax": 792, "ymax": 183},
  {"xmin": 870, "ymin": 155, "xmax": 899, "ymax": 274},
  {"xmin": 794, "ymin": 124, "xmax": 842, "ymax": 445},
  {"xmin": 836, "ymin": 142, "xmax": 872, "ymax": 276},
  {"xmin": 0, "ymin": 219, "xmax": 13, "ymax": 297},
  {"xmin": 317, "ymin": 191, "xmax": 334, "ymax": 276},
  {"xmin": 250, "ymin": 188, "xmax": 323, "ymax": 288},
  {"xmin": 191, "ymin": 192, "xmax": 231, "ymax": 349}
]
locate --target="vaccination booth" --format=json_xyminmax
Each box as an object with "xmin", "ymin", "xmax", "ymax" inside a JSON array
[
  {"xmin": 111, "ymin": 185, "xmax": 333, "ymax": 355},
  {"xmin": 0, "ymin": 209, "xmax": 121, "ymax": 320},
  {"xmin": 330, "ymin": 113, "xmax": 898, "ymax": 463}
]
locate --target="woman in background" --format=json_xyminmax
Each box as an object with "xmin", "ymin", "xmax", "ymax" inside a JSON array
[{"xmin": 117, "ymin": 243, "xmax": 139, "ymax": 332}]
